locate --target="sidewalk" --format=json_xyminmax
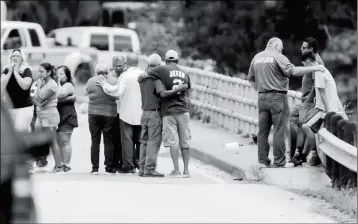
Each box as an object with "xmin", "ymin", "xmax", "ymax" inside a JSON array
[{"xmin": 189, "ymin": 119, "xmax": 332, "ymax": 191}]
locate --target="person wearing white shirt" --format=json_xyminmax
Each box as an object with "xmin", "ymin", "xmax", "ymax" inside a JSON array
[
  {"xmin": 97, "ymin": 53, "xmax": 143, "ymax": 173},
  {"xmin": 106, "ymin": 55, "xmax": 127, "ymax": 172},
  {"xmin": 300, "ymin": 51, "xmax": 347, "ymax": 166}
]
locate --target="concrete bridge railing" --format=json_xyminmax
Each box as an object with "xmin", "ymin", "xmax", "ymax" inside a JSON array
[{"xmin": 138, "ymin": 55, "xmax": 357, "ymax": 188}]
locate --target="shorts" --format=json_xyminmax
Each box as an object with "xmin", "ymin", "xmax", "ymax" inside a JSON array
[
  {"xmin": 162, "ymin": 112, "xmax": 191, "ymax": 148},
  {"xmin": 57, "ymin": 122, "xmax": 75, "ymax": 133},
  {"xmin": 305, "ymin": 111, "xmax": 325, "ymax": 133}
]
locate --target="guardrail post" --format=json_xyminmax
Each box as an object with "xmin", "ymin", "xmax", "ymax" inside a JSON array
[{"xmin": 330, "ymin": 114, "xmax": 344, "ymax": 188}]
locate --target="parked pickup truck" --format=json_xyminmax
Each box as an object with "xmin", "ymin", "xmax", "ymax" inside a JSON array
[
  {"xmin": 1, "ymin": 21, "xmax": 98, "ymax": 84},
  {"xmin": 46, "ymin": 26, "xmax": 146, "ymax": 69}
]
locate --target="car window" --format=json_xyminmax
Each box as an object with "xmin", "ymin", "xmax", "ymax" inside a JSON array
[
  {"xmin": 28, "ymin": 29, "xmax": 41, "ymax": 47},
  {"xmin": 3, "ymin": 29, "xmax": 23, "ymax": 50},
  {"xmin": 90, "ymin": 34, "xmax": 109, "ymax": 51},
  {"xmin": 113, "ymin": 35, "xmax": 132, "ymax": 52}
]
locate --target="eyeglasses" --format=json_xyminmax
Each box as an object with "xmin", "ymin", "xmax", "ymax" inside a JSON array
[
  {"xmin": 98, "ymin": 71, "xmax": 108, "ymax": 75},
  {"xmin": 301, "ymin": 46, "xmax": 310, "ymax": 50}
]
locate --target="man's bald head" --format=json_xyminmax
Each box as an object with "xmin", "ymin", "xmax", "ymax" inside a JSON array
[
  {"xmin": 266, "ymin": 37, "xmax": 283, "ymax": 52},
  {"xmin": 112, "ymin": 55, "xmax": 126, "ymax": 64},
  {"xmin": 112, "ymin": 55, "xmax": 126, "ymax": 75},
  {"xmin": 126, "ymin": 53, "xmax": 139, "ymax": 67}
]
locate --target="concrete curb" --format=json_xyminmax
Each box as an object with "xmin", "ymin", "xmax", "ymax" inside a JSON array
[{"xmin": 190, "ymin": 147, "xmax": 246, "ymax": 180}]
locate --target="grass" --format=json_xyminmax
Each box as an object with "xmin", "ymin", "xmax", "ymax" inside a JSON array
[{"xmin": 292, "ymin": 186, "xmax": 357, "ymax": 218}]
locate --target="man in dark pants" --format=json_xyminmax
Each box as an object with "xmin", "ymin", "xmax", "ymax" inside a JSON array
[
  {"xmin": 97, "ymin": 53, "xmax": 143, "ymax": 174},
  {"xmin": 107, "ymin": 56, "xmax": 127, "ymax": 171},
  {"xmin": 247, "ymin": 37, "xmax": 325, "ymax": 168},
  {"xmin": 137, "ymin": 54, "xmax": 165, "ymax": 177}
]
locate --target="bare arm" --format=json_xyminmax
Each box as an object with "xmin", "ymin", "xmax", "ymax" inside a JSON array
[
  {"xmin": 291, "ymin": 66, "xmax": 323, "ymax": 77},
  {"xmin": 58, "ymin": 94, "xmax": 76, "ymax": 103},
  {"xmin": 12, "ymin": 67, "xmax": 33, "ymax": 90},
  {"xmin": 58, "ymin": 83, "xmax": 74, "ymax": 98},
  {"xmin": 36, "ymin": 81, "xmax": 57, "ymax": 104},
  {"xmin": 154, "ymin": 79, "xmax": 188, "ymax": 99},
  {"xmin": 276, "ymin": 54, "xmax": 325, "ymax": 77},
  {"xmin": 1, "ymin": 68, "xmax": 13, "ymax": 92}
]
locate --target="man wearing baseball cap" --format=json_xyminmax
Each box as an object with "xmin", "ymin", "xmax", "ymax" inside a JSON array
[
  {"xmin": 140, "ymin": 49, "xmax": 192, "ymax": 178},
  {"xmin": 136, "ymin": 54, "xmax": 165, "ymax": 177}
]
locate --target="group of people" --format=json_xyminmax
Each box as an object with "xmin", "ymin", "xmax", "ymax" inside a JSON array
[
  {"xmin": 1, "ymin": 48, "xmax": 192, "ymax": 178},
  {"xmin": 248, "ymin": 37, "xmax": 347, "ymax": 168},
  {"xmin": 1, "ymin": 49, "xmax": 78, "ymax": 173},
  {"xmin": 3, "ymin": 36, "xmax": 344, "ymax": 175},
  {"xmin": 86, "ymin": 50, "xmax": 191, "ymax": 177}
]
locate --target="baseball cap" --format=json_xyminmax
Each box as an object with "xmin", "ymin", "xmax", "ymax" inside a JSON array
[
  {"xmin": 148, "ymin": 54, "xmax": 162, "ymax": 66},
  {"xmin": 165, "ymin": 50, "xmax": 179, "ymax": 61}
]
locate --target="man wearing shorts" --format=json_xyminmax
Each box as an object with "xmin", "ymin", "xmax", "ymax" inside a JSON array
[
  {"xmin": 300, "ymin": 51, "xmax": 347, "ymax": 166},
  {"xmin": 146, "ymin": 50, "xmax": 191, "ymax": 178},
  {"xmin": 248, "ymin": 37, "xmax": 325, "ymax": 168},
  {"xmin": 291, "ymin": 37, "xmax": 325, "ymax": 163}
]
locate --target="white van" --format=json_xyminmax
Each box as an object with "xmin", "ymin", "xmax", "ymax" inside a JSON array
[{"xmin": 47, "ymin": 26, "xmax": 141, "ymax": 54}]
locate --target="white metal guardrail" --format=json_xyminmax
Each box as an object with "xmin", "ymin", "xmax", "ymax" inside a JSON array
[
  {"xmin": 135, "ymin": 54, "xmax": 358, "ymax": 180},
  {"xmin": 316, "ymin": 128, "xmax": 357, "ymax": 172}
]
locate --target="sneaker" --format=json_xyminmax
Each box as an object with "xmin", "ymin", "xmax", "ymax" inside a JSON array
[
  {"xmin": 30, "ymin": 165, "xmax": 47, "ymax": 174},
  {"xmin": 63, "ymin": 165, "xmax": 72, "ymax": 172},
  {"xmin": 36, "ymin": 159, "xmax": 48, "ymax": 168},
  {"xmin": 105, "ymin": 168, "xmax": 117, "ymax": 174},
  {"xmin": 52, "ymin": 166, "xmax": 64, "ymax": 173},
  {"xmin": 294, "ymin": 152, "xmax": 307, "ymax": 163},
  {"xmin": 138, "ymin": 170, "xmax": 144, "ymax": 177},
  {"xmin": 167, "ymin": 171, "xmax": 181, "ymax": 178},
  {"xmin": 182, "ymin": 171, "xmax": 191, "ymax": 178},
  {"xmin": 143, "ymin": 170, "xmax": 165, "ymax": 177},
  {"xmin": 90, "ymin": 169, "xmax": 99, "ymax": 175},
  {"xmin": 258, "ymin": 163, "xmax": 271, "ymax": 169},
  {"xmin": 117, "ymin": 168, "xmax": 136, "ymax": 174},
  {"xmin": 307, "ymin": 153, "xmax": 321, "ymax": 166},
  {"xmin": 288, "ymin": 157, "xmax": 302, "ymax": 167}
]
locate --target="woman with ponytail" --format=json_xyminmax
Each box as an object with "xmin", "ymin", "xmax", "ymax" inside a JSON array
[
  {"xmin": 55, "ymin": 65, "xmax": 78, "ymax": 172},
  {"xmin": 31, "ymin": 62, "xmax": 62, "ymax": 173}
]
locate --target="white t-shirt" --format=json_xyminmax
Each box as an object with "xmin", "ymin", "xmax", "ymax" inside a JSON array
[{"xmin": 314, "ymin": 68, "xmax": 347, "ymax": 119}]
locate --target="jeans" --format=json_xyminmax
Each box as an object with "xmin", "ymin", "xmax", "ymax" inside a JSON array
[
  {"xmin": 257, "ymin": 92, "xmax": 289, "ymax": 166},
  {"xmin": 139, "ymin": 111, "xmax": 162, "ymax": 172},
  {"xmin": 112, "ymin": 114, "xmax": 122, "ymax": 169},
  {"xmin": 120, "ymin": 119, "xmax": 141, "ymax": 170},
  {"xmin": 88, "ymin": 114, "xmax": 116, "ymax": 170}
]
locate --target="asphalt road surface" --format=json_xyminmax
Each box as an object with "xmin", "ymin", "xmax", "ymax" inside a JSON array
[{"xmin": 29, "ymin": 114, "xmax": 337, "ymax": 223}]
